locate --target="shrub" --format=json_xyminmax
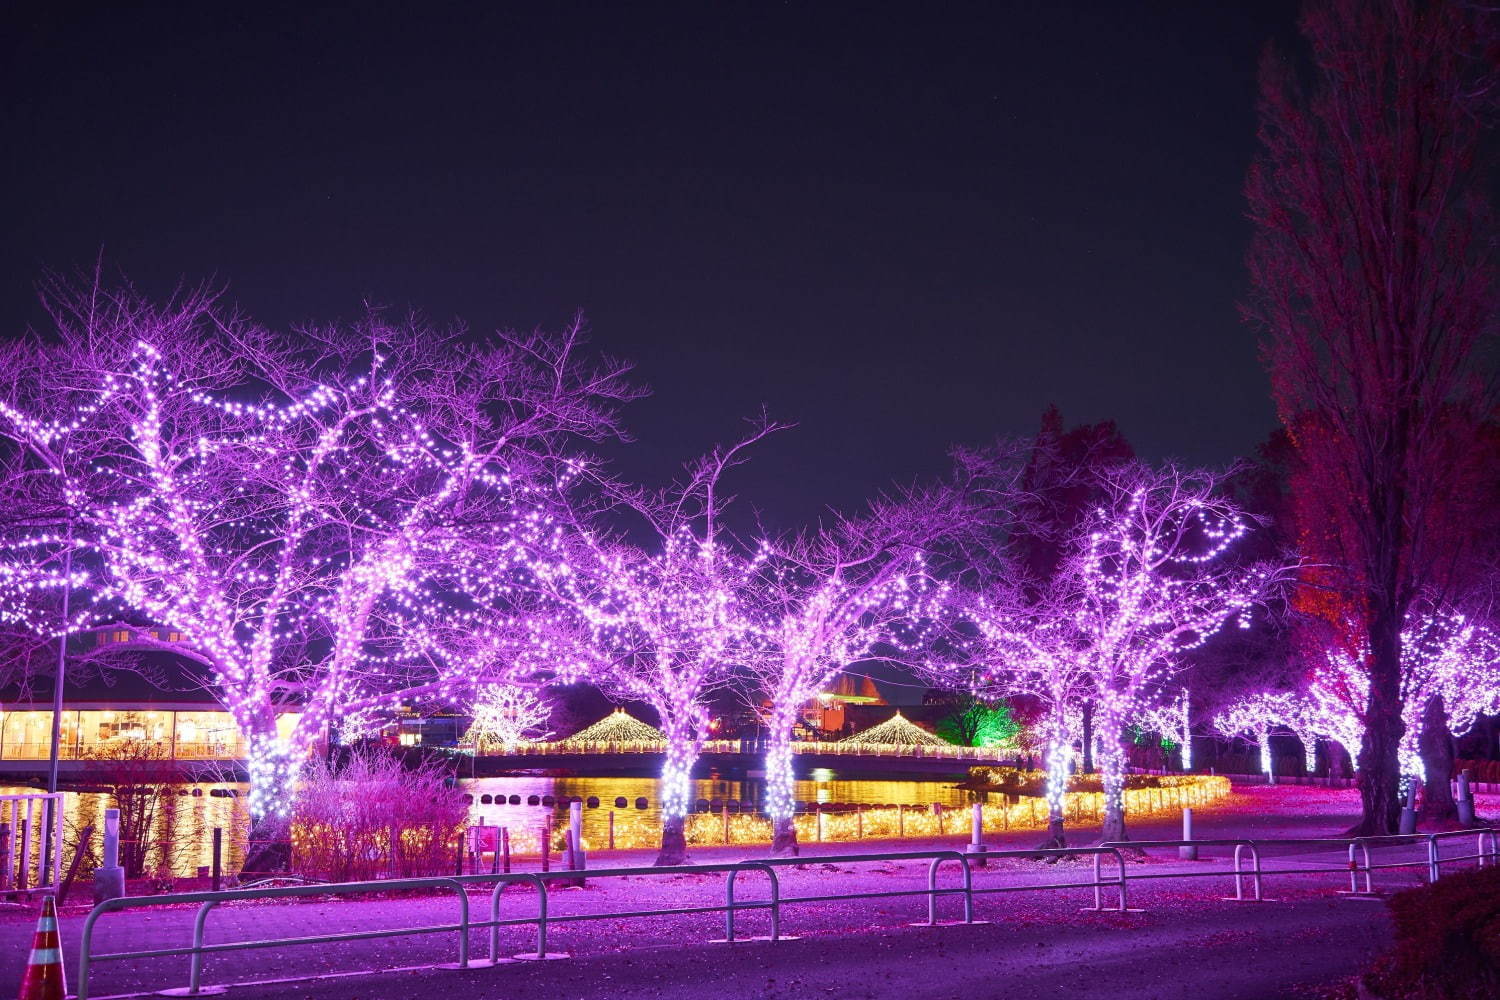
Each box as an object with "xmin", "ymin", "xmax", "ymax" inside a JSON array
[
  {"xmin": 1362, "ymin": 866, "xmax": 1500, "ymax": 1000},
  {"xmin": 290, "ymin": 748, "xmax": 468, "ymax": 882}
]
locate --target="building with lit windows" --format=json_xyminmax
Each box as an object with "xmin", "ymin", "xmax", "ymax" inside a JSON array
[{"xmin": 0, "ymin": 629, "xmax": 300, "ymax": 778}]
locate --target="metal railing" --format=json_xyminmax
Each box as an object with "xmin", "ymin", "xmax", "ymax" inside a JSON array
[
  {"xmin": 0, "ymin": 792, "xmax": 65, "ymax": 893},
  {"xmin": 78, "ymin": 876, "xmax": 476, "ymax": 999},
  {"xmin": 72, "ymin": 829, "xmax": 1500, "ymax": 998}
]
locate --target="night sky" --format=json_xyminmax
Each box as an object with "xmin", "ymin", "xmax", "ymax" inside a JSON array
[{"xmin": 2, "ymin": 1, "xmax": 1301, "ymax": 529}]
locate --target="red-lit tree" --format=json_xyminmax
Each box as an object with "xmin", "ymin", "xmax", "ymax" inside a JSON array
[{"xmin": 1245, "ymin": 0, "xmax": 1498, "ymax": 834}]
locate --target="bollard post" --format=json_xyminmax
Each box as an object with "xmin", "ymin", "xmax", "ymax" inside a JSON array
[
  {"xmin": 1179, "ymin": 808, "xmax": 1197, "ymax": 860},
  {"xmin": 608, "ymin": 811, "xmax": 615, "ymax": 850},
  {"xmin": 211, "ymin": 827, "xmax": 222, "ymax": 892},
  {"xmin": 1399, "ymin": 779, "xmax": 1418, "ymax": 835},
  {"xmin": 93, "ymin": 807, "xmax": 125, "ymax": 904},
  {"xmin": 1457, "ymin": 770, "xmax": 1476, "ymax": 826},
  {"xmin": 570, "ymin": 800, "xmax": 586, "ymax": 877},
  {"xmin": 898, "ymin": 804, "xmax": 904, "ymax": 838},
  {"xmin": 966, "ymin": 802, "xmax": 988, "ymax": 867}
]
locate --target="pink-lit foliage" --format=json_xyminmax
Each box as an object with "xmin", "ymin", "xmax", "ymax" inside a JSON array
[
  {"xmin": 1300, "ymin": 609, "xmax": 1500, "ymax": 788},
  {"xmin": 963, "ymin": 592, "xmax": 1093, "ymax": 847},
  {"xmin": 746, "ymin": 487, "xmax": 958, "ymax": 855},
  {"xmin": 1212, "ymin": 690, "xmax": 1306, "ymax": 780},
  {"xmin": 500, "ymin": 422, "xmax": 783, "ymax": 865},
  {"xmin": 463, "ymin": 682, "xmax": 554, "ymax": 752},
  {"xmin": 989, "ymin": 465, "xmax": 1292, "ymax": 843},
  {"xmin": 0, "ymin": 285, "xmax": 635, "ymax": 858}
]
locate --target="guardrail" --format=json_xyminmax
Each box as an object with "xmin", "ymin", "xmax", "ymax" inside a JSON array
[
  {"xmin": 496, "ymin": 739, "xmax": 1017, "ymax": 761},
  {"xmin": 73, "ymin": 829, "xmax": 1499, "ymax": 998}
]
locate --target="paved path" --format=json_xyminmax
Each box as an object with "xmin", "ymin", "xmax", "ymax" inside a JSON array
[
  {"xmin": 1, "ymin": 844, "xmax": 1416, "ymax": 999},
  {"xmin": 66, "ymin": 889, "xmax": 1392, "ymax": 1000},
  {"xmin": 6, "ymin": 786, "xmax": 1482, "ymax": 999}
]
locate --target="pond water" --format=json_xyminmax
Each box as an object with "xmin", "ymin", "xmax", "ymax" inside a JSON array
[{"xmin": 1, "ymin": 772, "xmax": 974, "ymax": 877}]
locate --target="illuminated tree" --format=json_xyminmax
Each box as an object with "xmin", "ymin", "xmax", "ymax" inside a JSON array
[
  {"xmin": 964, "ymin": 598, "xmax": 1091, "ymax": 849},
  {"xmin": 1301, "ymin": 609, "xmax": 1500, "ymax": 813},
  {"xmin": 0, "ymin": 283, "xmax": 635, "ymax": 869},
  {"xmin": 463, "ymin": 683, "xmax": 553, "ymax": 752},
  {"xmin": 1016, "ymin": 465, "xmax": 1289, "ymax": 843},
  {"xmin": 746, "ymin": 489, "xmax": 955, "ymax": 855},
  {"xmin": 1212, "ymin": 691, "xmax": 1304, "ymax": 782},
  {"xmin": 1246, "ymin": 0, "xmax": 1498, "ymax": 834},
  {"xmin": 517, "ymin": 423, "xmax": 780, "ymax": 865},
  {"xmin": 1138, "ymin": 688, "xmax": 1192, "ymax": 770},
  {"xmin": 935, "ymin": 696, "xmax": 1021, "ymax": 751}
]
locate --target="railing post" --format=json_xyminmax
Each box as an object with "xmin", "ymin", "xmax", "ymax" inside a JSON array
[
  {"xmin": 1250, "ymin": 844, "xmax": 1264, "ymax": 901},
  {"xmin": 536, "ymin": 881, "xmax": 549, "ymax": 958},
  {"xmin": 455, "ymin": 882, "xmax": 470, "ymax": 968},
  {"xmin": 724, "ymin": 867, "xmax": 737, "ymax": 942},
  {"xmin": 186, "ymin": 899, "xmax": 217, "ymax": 994}
]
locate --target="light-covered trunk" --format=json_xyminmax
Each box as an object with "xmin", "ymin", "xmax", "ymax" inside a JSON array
[
  {"xmin": 655, "ymin": 727, "xmax": 699, "ymax": 866},
  {"xmin": 763, "ymin": 720, "xmax": 799, "ymax": 856},
  {"xmin": 1097, "ymin": 706, "xmax": 1129, "ymax": 844},
  {"xmin": 1037, "ymin": 708, "xmax": 1071, "ymax": 850},
  {"xmin": 240, "ymin": 730, "xmax": 298, "ymax": 875}
]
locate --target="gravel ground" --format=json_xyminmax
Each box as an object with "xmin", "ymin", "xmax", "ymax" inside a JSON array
[{"xmin": 1, "ymin": 784, "xmax": 1492, "ymax": 999}]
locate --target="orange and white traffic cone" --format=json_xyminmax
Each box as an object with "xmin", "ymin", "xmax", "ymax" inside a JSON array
[{"xmin": 17, "ymin": 895, "xmax": 65, "ymax": 1000}]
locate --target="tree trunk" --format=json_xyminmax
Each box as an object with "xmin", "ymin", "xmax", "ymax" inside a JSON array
[
  {"xmin": 771, "ymin": 816, "xmax": 799, "ymax": 857},
  {"xmin": 1081, "ymin": 701, "xmax": 1095, "ymax": 773},
  {"xmin": 239, "ymin": 734, "xmax": 297, "ymax": 877},
  {"xmin": 763, "ymin": 731, "xmax": 799, "ymax": 856},
  {"xmin": 1351, "ymin": 610, "xmax": 1405, "ymax": 836},
  {"xmin": 1096, "ymin": 708, "xmax": 1128, "ymax": 844},
  {"xmin": 654, "ymin": 813, "xmax": 690, "ymax": 866},
  {"xmin": 1418, "ymin": 694, "xmax": 1457, "ymax": 824},
  {"xmin": 1035, "ymin": 710, "xmax": 1070, "ymax": 851},
  {"xmin": 655, "ymin": 734, "xmax": 697, "ymax": 866}
]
